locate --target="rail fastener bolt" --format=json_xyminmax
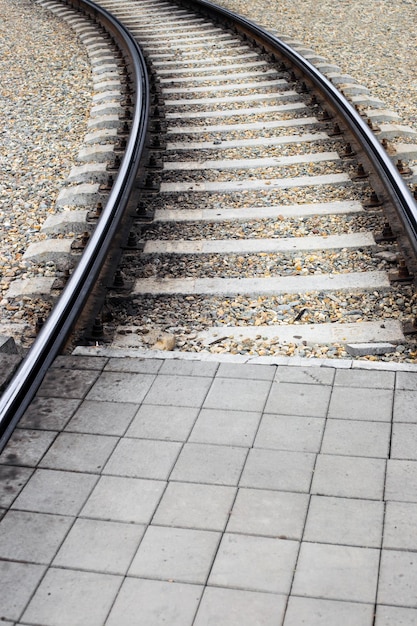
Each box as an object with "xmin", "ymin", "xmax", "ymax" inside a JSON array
[{"xmin": 389, "ymin": 258, "xmax": 414, "ymax": 283}]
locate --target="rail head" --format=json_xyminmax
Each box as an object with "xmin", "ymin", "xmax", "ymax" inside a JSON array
[{"xmin": 0, "ymin": 0, "xmax": 150, "ymax": 451}]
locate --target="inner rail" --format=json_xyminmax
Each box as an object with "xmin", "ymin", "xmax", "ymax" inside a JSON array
[{"xmin": 0, "ymin": 0, "xmax": 149, "ymax": 451}]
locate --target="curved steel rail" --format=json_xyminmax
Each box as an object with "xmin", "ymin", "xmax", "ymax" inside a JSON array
[
  {"xmin": 183, "ymin": 0, "xmax": 417, "ymax": 258},
  {"xmin": 2, "ymin": 0, "xmax": 416, "ymax": 449},
  {"xmin": 0, "ymin": 0, "xmax": 149, "ymax": 450}
]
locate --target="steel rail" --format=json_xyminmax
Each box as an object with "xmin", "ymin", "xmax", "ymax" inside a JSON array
[
  {"xmin": 181, "ymin": 0, "xmax": 417, "ymax": 259},
  {"xmin": 0, "ymin": 0, "xmax": 149, "ymax": 451}
]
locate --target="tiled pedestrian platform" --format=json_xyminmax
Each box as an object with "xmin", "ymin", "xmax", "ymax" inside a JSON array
[{"xmin": 1, "ymin": 350, "xmax": 417, "ymax": 625}]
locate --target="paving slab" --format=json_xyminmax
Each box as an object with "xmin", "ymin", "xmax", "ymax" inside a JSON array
[
  {"xmin": 208, "ymin": 532, "xmax": 298, "ymax": 594},
  {"xmin": 321, "ymin": 419, "xmax": 391, "ymax": 458},
  {"xmin": 194, "ymin": 586, "xmax": 287, "ymax": 626},
  {"xmin": 311, "ymin": 454, "xmax": 386, "ymax": 499},
  {"xmin": 170, "ymin": 442, "xmax": 248, "ymax": 485},
  {"xmin": 378, "ymin": 550, "xmax": 417, "ymax": 607},
  {"xmin": 0, "ymin": 510, "xmax": 73, "ymax": 564},
  {"xmin": 292, "ymin": 542, "xmax": 380, "ymax": 603},
  {"xmin": 103, "ymin": 438, "xmax": 181, "ymax": 480},
  {"xmin": 304, "ymin": 495, "xmax": 384, "ymax": 548},
  {"xmin": 383, "ymin": 501, "xmax": 417, "ymax": 550},
  {"xmin": 226, "ymin": 487, "xmax": 308, "ymax": 539},
  {"xmin": 128, "ymin": 525, "xmax": 220, "ymax": 584},
  {"xmin": 1, "ymin": 351, "xmax": 417, "ymax": 623},
  {"xmin": 189, "ymin": 408, "xmax": 261, "ymax": 446},
  {"xmin": 375, "ymin": 605, "xmax": 417, "ymax": 626},
  {"xmin": 254, "ymin": 414, "xmax": 325, "ymax": 452},
  {"xmin": 39, "ymin": 432, "xmax": 118, "ymax": 473},
  {"xmin": 65, "ymin": 400, "xmax": 138, "ymax": 436},
  {"xmin": 393, "ymin": 389, "xmax": 417, "ymax": 422},
  {"xmin": 126, "ymin": 404, "xmax": 199, "ymax": 440},
  {"xmin": 53, "ymin": 518, "xmax": 145, "ymax": 575},
  {"xmin": 80, "ymin": 475, "xmax": 165, "ymax": 524},
  {"xmin": 328, "ymin": 386, "xmax": 394, "ymax": 421},
  {"xmin": 21, "ymin": 568, "xmax": 122, "ymax": 626},
  {"xmin": 0, "ymin": 428, "xmax": 57, "ymax": 467},
  {"xmin": 106, "ymin": 578, "xmax": 203, "ymax": 626},
  {"xmin": 265, "ymin": 381, "xmax": 332, "ymax": 417},
  {"xmin": 0, "ymin": 561, "xmax": 47, "ymax": 622},
  {"xmin": 284, "ymin": 596, "xmax": 374, "ymax": 626},
  {"xmin": 153, "ymin": 481, "xmax": 236, "ymax": 531}
]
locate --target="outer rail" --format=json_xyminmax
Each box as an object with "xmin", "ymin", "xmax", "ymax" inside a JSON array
[
  {"xmin": 182, "ymin": 0, "xmax": 417, "ymax": 264},
  {"xmin": 0, "ymin": 0, "xmax": 149, "ymax": 451}
]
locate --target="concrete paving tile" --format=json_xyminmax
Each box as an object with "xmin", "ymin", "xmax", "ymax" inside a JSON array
[
  {"xmin": 304, "ymin": 495, "xmax": 384, "ymax": 547},
  {"xmin": 203, "ymin": 377, "xmax": 272, "ymax": 412},
  {"xmin": 265, "ymin": 382, "xmax": 331, "ymax": 417},
  {"xmin": 328, "ymin": 387, "xmax": 393, "ymax": 421},
  {"xmin": 396, "ymin": 371, "xmax": 417, "ymax": 390},
  {"xmin": 385, "ymin": 460, "xmax": 417, "ymax": 502},
  {"xmin": 378, "ymin": 550, "xmax": 417, "ymax": 607},
  {"xmin": 240, "ymin": 448, "xmax": 315, "ymax": 492},
  {"xmin": 227, "ymin": 487, "xmax": 308, "ymax": 539},
  {"xmin": 129, "ymin": 525, "xmax": 220, "ymax": 584},
  {"xmin": 254, "ymin": 414, "xmax": 324, "ymax": 453},
  {"xmin": 106, "ymin": 578, "xmax": 203, "ymax": 626},
  {"xmin": 334, "ymin": 369, "xmax": 395, "ymax": 389},
  {"xmin": 65, "ymin": 400, "xmax": 137, "ymax": 435},
  {"xmin": 170, "ymin": 442, "xmax": 248, "ymax": 485},
  {"xmin": 0, "ymin": 561, "xmax": 46, "ymax": 622},
  {"xmin": 0, "ymin": 429, "xmax": 57, "ymax": 467},
  {"xmin": 0, "ymin": 465, "xmax": 34, "ymax": 508},
  {"xmin": 159, "ymin": 359, "xmax": 218, "ymax": 376},
  {"xmin": 194, "ymin": 586, "xmax": 287, "ymax": 626},
  {"xmin": 321, "ymin": 419, "xmax": 390, "ymax": 458},
  {"xmin": 311, "ymin": 454, "xmax": 386, "ymax": 499},
  {"xmin": 143, "ymin": 374, "xmax": 213, "ymax": 407},
  {"xmin": 126, "ymin": 405, "xmax": 198, "ymax": 441},
  {"xmin": 39, "ymin": 432, "xmax": 117, "ymax": 473},
  {"xmin": 18, "ymin": 397, "xmax": 81, "ymax": 430},
  {"xmin": 37, "ymin": 368, "xmax": 100, "ymax": 399},
  {"xmin": 81, "ymin": 475, "xmax": 165, "ymax": 524},
  {"xmin": 103, "ymin": 438, "xmax": 181, "ymax": 480},
  {"xmin": 217, "ymin": 362, "xmax": 275, "ymax": 380},
  {"xmin": 0, "ymin": 508, "xmax": 5, "ymax": 521},
  {"xmin": 86, "ymin": 371, "xmax": 156, "ymax": 403},
  {"xmin": 393, "ymin": 389, "xmax": 417, "ymax": 422},
  {"xmin": 284, "ymin": 596, "xmax": 374, "ymax": 626},
  {"xmin": 104, "ymin": 357, "xmax": 162, "ymax": 373},
  {"xmin": 208, "ymin": 533, "xmax": 298, "ymax": 594},
  {"xmin": 52, "ymin": 355, "xmax": 108, "ymax": 371},
  {"xmin": 275, "ymin": 365, "xmax": 335, "ymax": 385},
  {"xmin": 153, "ymin": 481, "xmax": 236, "ymax": 531},
  {"xmin": 375, "ymin": 605, "xmax": 417, "ymax": 625},
  {"xmin": 21, "ymin": 567, "xmax": 122, "ymax": 626},
  {"xmin": 0, "ymin": 510, "xmax": 73, "ymax": 564},
  {"xmin": 53, "ymin": 518, "xmax": 145, "ymax": 575},
  {"xmin": 11, "ymin": 469, "xmax": 98, "ymax": 515},
  {"xmin": 383, "ymin": 501, "xmax": 417, "ymax": 550},
  {"xmin": 189, "ymin": 408, "xmax": 261, "ymax": 447},
  {"xmin": 391, "ymin": 424, "xmax": 417, "ymax": 459},
  {"xmin": 292, "ymin": 542, "xmax": 379, "ymax": 603}
]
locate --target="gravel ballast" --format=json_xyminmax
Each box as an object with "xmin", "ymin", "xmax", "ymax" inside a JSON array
[{"xmin": 0, "ymin": 0, "xmax": 92, "ymax": 319}]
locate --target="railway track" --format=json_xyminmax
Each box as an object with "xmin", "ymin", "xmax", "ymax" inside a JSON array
[
  {"xmin": 94, "ymin": 0, "xmax": 417, "ymax": 359},
  {"xmin": 1, "ymin": 0, "xmax": 417, "ymax": 446}
]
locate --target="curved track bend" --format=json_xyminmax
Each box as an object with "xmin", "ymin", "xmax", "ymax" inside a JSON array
[
  {"xmin": 95, "ymin": 0, "xmax": 417, "ymax": 358},
  {"xmin": 1, "ymin": 0, "xmax": 417, "ymax": 449}
]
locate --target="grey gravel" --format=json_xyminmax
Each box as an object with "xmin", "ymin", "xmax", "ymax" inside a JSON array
[{"xmin": 0, "ymin": 0, "xmax": 92, "ymax": 329}]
